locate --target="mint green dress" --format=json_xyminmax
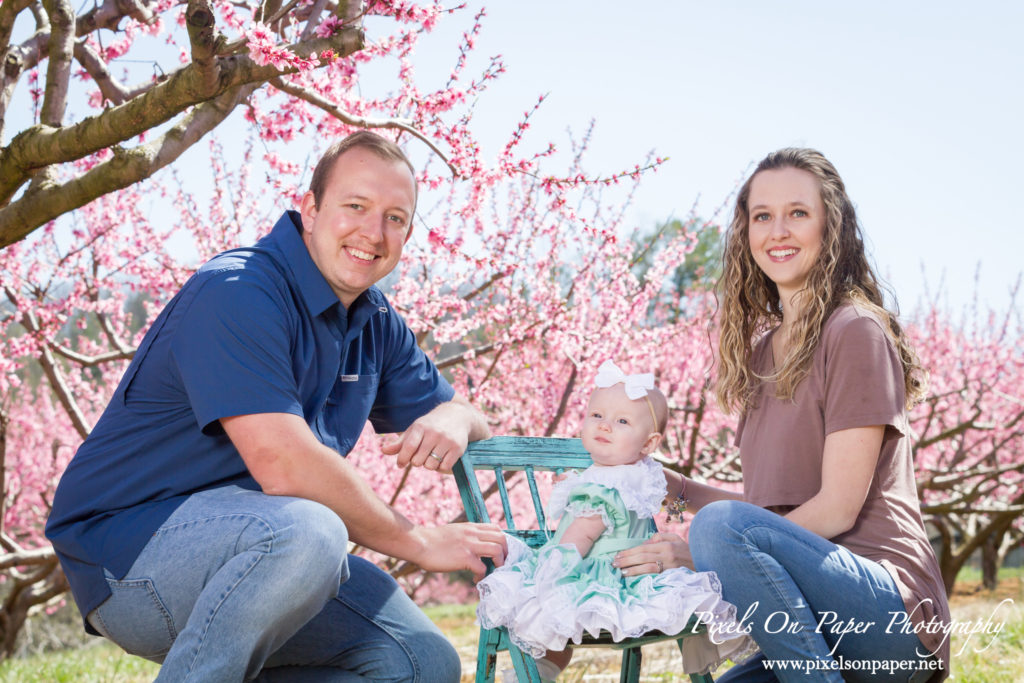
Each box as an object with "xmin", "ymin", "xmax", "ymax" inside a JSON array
[{"xmin": 476, "ymin": 456, "xmax": 754, "ymax": 674}]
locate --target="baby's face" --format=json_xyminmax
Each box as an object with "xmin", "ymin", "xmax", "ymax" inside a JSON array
[{"xmin": 581, "ymin": 385, "xmax": 657, "ymax": 467}]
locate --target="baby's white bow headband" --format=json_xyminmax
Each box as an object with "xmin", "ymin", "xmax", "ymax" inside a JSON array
[
  {"xmin": 594, "ymin": 360, "xmax": 661, "ymax": 432},
  {"xmin": 594, "ymin": 360, "xmax": 654, "ymax": 399}
]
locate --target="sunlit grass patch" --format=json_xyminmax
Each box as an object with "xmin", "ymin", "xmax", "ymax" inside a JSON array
[
  {"xmin": 0, "ymin": 640, "xmax": 158, "ymax": 683},
  {"xmin": 3, "ymin": 574, "xmax": 1023, "ymax": 682}
]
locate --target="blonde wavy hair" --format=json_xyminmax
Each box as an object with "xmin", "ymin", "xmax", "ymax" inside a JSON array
[{"xmin": 715, "ymin": 148, "xmax": 926, "ymax": 413}]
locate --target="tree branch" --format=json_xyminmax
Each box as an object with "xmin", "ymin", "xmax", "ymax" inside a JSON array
[
  {"xmin": 686, "ymin": 377, "xmax": 711, "ymax": 465},
  {"xmin": 95, "ymin": 307, "xmax": 134, "ymax": 356},
  {"xmin": 39, "ymin": 0, "xmax": 74, "ymax": 127},
  {"xmin": 4, "ymin": 285, "xmax": 92, "ymax": 438},
  {"xmin": 915, "ymin": 409, "xmax": 984, "ymax": 450},
  {"xmin": 0, "ymin": 531, "xmax": 20, "ymax": 554},
  {"xmin": 10, "ymin": 558, "xmax": 56, "ymax": 587},
  {"xmin": 299, "ymin": 0, "xmax": 331, "ymax": 40},
  {"xmin": 435, "ymin": 343, "xmax": 495, "ymax": 370},
  {"xmin": 72, "ymin": 39, "xmax": 131, "ymax": 106},
  {"xmin": 0, "ymin": 29, "xmax": 48, "ymax": 141},
  {"xmin": 0, "ymin": 0, "xmax": 34, "ymax": 54},
  {"xmin": 0, "ymin": 27, "xmax": 364, "ymax": 233},
  {"xmin": 0, "ymin": 0, "xmax": 35, "ymax": 138},
  {"xmin": 28, "ymin": 563, "xmax": 69, "ymax": 604},
  {"xmin": 0, "ymin": 406, "xmax": 7, "ymax": 537},
  {"xmin": 0, "ymin": 81, "xmax": 258, "ymax": 246},
  {"xmin": 76, "ymin": 0, "xmax": 157, "ymax": 36},
  {"xmin": 185, "ymin": 0, "xmax": 222, "ymax": 95},
  {"xmin": 699, "ymin": 443, "xmax": 743, "ymax": 483},
  {"xmin": 47, "ymin": 341, "xmax": 134, "ymax": 367},
  {"xmin": 0, "ymin": 544, "xmax": 56, "ymax": 573},
  {"xmin": 544, "ymin": 361, "xmax": 577, "ymax": 436},
  {"xmin": 477, "ymin": 344, "xmax": 506, "ymax": 390},
  {"xmin": 462, "ymin": 271, "xmax": 507, "ymax": 303},
  {"xmin": 934, "ymin": 508, "xmax": 1024, "ymax": 567},
  {"xmin": 269, "ymin": 76, "xmax": 456, "ymax": 175},
  {"xmin": 258, "ymin": 0, "xmax": 285, "ymax": 28}
]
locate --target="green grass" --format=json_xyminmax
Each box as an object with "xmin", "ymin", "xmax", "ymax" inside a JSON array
[
  {"xmin": 0, "ymin": 640, "xmax": 159, "ymax": 683},
  {"xmin": 953, "ymin": 564, "xmax": 1024, "ymax": 585},
  {"xmin": 3, "ymin": 575, "xmax": 1023, "ymax": 682},
  {"xmin": 423, "ymin": 602, "xmax": 481, "ymax": 642},
  {"xmin": 944, "ymin": 572, "xmax": 1024, "ymax": 683}
]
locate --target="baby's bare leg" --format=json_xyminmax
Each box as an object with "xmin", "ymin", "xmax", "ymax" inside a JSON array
[{"xmin": 536, "ymin": 646, "xmax": 573, "ymax": 680}]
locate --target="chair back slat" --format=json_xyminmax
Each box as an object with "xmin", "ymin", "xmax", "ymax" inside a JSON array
[
  {"xmin": 463, "ymin": 436, "xmax": 591, "ymax": 468},
  {"xmin": 455, "ymin": 437, "xmax": 593, "ymax": 540},
  {"xmin": 493, "ymin": 466, "xmax": 516, "ymax": 530},
  {"xmin": 523, "ymin": 464, "xmax": 550, "ymax": 534},
  {"xmin": 453, "ymin": 452, "xmax": 490, "ymax": 524}
]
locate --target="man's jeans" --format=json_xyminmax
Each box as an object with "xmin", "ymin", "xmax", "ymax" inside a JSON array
[
  {"xmin": 690, "ymin": 501, "xmax": 937, "ymax": 683},
  {"xmin": 87, "ymin": 486, "xmax": 460, "ymax": 682}
]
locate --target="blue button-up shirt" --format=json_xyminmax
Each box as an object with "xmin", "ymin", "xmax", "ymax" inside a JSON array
[{"xmin": 45, "ymin": 211, "xmax": 454, "ymax": 627}]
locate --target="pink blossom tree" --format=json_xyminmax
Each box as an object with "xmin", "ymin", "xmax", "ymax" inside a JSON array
[
  {"xmin": 909, "ymin": 289, "xmax": 1024, "ymax": 592},
  {"xmin": 2, "ymin": 0, "xmax": 1022, "ymax": 660},
  {"xmin": 0, "ymin": 0, "xmax": 394, "ymax": 248},
  {"xmin": 0, "ymin": 0, "xmax": 695, "ymax": 653}
]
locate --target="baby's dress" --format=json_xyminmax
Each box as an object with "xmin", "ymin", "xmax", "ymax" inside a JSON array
[{"xmin": 476, "ymin": 456, "xmax": 755, "ymax": 674}]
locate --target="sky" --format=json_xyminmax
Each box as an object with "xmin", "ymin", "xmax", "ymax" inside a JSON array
[{"xmin": 406, "ymin": 1, "xmax": 1023, "ymax": 317}]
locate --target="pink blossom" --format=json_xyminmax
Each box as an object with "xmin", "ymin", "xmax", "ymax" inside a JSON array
[
  {"xmin": 4, "ymin": 0, "xmax": 1017, "ymax": 613},
  {"xmin": 315, "ymin": 15, "xmax": 344, "ymax": 38}
]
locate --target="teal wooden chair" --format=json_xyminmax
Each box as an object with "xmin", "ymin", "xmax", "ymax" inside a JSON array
[{"xmin": 453, "ymin": 435, "xmax": 716, "ymax": 683}]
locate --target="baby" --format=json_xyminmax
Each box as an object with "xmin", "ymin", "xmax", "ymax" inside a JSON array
[{"xmin": 476, "ymin": 360, "xmax": 752, "ymax": 680}]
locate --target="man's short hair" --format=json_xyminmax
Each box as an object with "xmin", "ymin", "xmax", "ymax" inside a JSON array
[{"xmin": 309, "ymin": 131, "xmax": 417, "ymax": 209}]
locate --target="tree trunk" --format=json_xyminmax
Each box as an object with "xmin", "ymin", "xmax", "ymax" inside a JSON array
[
  {"xmin": 932, "ymin": 517, "xmax": 960, "ymax": 595},
  {"xmin": 0, "ymin": 558, "xmax": 68, "ymax": 661},
  {"xmin": 981, "ymin": 517, "xmax": 1015, "ymax": 590},
  {"xmin": 981, "ymin": 532, "xmax": 1000, "ymax": 590}
]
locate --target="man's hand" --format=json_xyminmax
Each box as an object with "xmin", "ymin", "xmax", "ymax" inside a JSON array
[
  {"xmin": 222, "ymin": 412, "xmax": 502, "ymax": 570},
  {"xmin": 407, "ymin": 523, "xmax": 508, "ymax": 581},
  {"xmin": 381, "ymin": 393, "xmax": 490, "ymax": 473}
]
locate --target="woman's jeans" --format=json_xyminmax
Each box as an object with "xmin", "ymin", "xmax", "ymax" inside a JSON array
[
  {"xmin": 87, "ymin": 486, "xmax": 460, "ymax": 682},
  {"xmin": 689, "ymin": 501, "xmax": 936, "ymax": 683}
]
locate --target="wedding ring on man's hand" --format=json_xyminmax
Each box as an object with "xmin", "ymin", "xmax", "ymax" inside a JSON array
[
  {"xmin": 428, "ymin": 452, "xmax": 443, "ymax": 462},
  {"xmin": 656, "ymin": 560, "xmax": 664, "ymax": 573}
]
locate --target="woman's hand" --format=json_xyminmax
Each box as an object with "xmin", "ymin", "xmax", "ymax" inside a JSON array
[{"xmin": 612, "ymin": 532, "xmax": 694, "ymax": 576}]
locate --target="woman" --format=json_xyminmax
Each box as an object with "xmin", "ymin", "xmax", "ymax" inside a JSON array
[{"xmin": 613, "ymin": 148, "xmax": 950, "ymax": 682}]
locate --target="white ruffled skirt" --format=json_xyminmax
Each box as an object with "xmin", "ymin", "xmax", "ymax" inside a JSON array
[{"xmin": 476, "ymin": 535, "xmax": 756, "ymax": 674}]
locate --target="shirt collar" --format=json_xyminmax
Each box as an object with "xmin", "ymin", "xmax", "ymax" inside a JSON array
[{"xmin": 267, "ymin": 210, "xmax": 388, "ymax": 323}]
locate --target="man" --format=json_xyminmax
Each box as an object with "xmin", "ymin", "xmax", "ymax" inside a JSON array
[{"xmin": 46, "ymin": 131, "xmax": 506, "ymax": 682}]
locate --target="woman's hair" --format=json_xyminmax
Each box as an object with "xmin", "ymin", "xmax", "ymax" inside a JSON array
[{"xmin": 714, "ymin": 147, "xmax": 926, "ymax": 413}]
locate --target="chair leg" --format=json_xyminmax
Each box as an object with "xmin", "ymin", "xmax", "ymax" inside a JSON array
[
  {"xmin": 476, "ymin": 627, "xmax": 502, "ymax": 683},
  {"xmin": 619, "ymin": 646, "xmax": 642, "ymax": 683},
  {"xmin": 507, "ymin": 644, "xmax": 541, "ymax": 682}
]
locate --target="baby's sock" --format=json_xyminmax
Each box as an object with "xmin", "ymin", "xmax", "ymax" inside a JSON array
[{"xmin": 534, "ymin": 657, "xmax": 563, "ymax": 681}]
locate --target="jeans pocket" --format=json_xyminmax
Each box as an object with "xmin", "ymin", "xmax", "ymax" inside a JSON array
[{"xmin": 92, "ymin": 576, "xmax": 177, "ymax": 660}]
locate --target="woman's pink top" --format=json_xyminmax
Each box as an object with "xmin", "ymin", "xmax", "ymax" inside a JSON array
[{"xmin": 737, "ymin": 304, "xmax": 951, "ymax": 678}]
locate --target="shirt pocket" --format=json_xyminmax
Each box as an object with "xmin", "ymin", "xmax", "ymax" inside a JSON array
[{"xmin": 315, "ymin": 374, "xmax": 380, "ymax": 454}]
